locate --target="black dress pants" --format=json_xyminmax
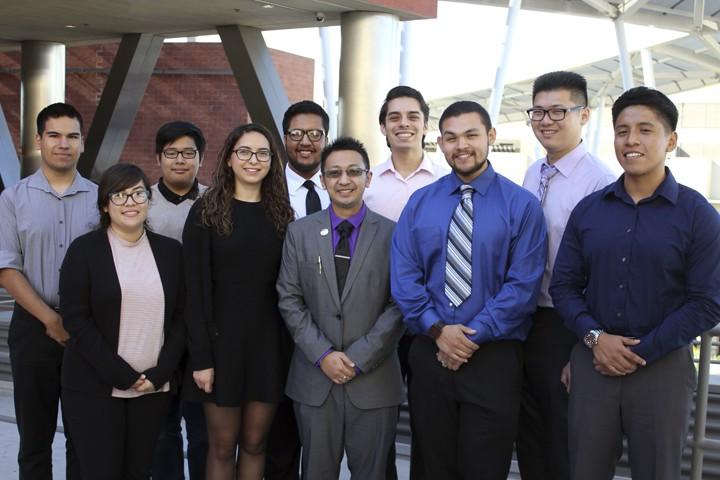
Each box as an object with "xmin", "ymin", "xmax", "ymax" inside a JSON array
[
  {"xmin": 8, "ymin": 305, "xmax": 79, "ymax": 480},
  {"xmin": 517, "ymin": 307, "xmax": 577, "ymax": 480},
  {"xmin": 264, "ymin": 393, "xmax": 302, "ymax": 480},
  {"xmin": 62, "ymin": 389, "xmax": 171, "ymax": 480},
  {"xmin": 408, "ymin": 335, "xmax": 522, "ymax": 480}
]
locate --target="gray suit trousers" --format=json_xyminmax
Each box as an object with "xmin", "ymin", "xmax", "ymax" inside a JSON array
[
  {"xmin": 568, "ymin": 343, "xmax": 695, "ymax": 480},
  {"xmin": 294, "ymin": 384, "xmax": 397, "ymax": 480}
]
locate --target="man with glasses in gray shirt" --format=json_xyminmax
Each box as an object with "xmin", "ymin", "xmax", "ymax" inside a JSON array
[{"xmin": 0, "ymin": 103, "xmax": 97, "ymax": 479}]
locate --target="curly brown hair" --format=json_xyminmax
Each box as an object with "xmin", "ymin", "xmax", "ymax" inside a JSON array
[{"xmin": 200, "ymin": 123, "xmax": 294, "ymax": 237}]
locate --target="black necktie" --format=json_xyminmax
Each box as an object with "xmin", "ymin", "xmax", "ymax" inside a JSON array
[
  {"xmin": 304, "ymin": 180, "xmax": 321, "ymax": 215},
  {"xmin": 334, "ymin": 220, "xmax": 354, "ymax": 295}
]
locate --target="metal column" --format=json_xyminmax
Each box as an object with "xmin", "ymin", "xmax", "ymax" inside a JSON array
[
  {"xmin": 488, "ymin": 0, "xmax": 522, "ymax": 126},
  {"xmin": 591, "ymin": 101, "xmax": 605, "ymax": 158},
  {"xmin": 640, "ymin": 48, "xmax": 656, "ymax": 88},
  {"xmin": 338, "ymin": 11, "xmax": 400, "ymax": 166},
  {"xmin": 218, "ymin": 25, "xmax": 290, "ymax": 145},
  {"xmin": 400, "ymin": 21, "xmax": 416, "ymax": 87},
  {"xmin": 78, "ymin": 33, "xmax": 163, "ymax": 181},
  {"xmin": 319, "ymin": 26, "xmax": 338, "ymax": 140},
  {"xmin": 614, "ymin": 20, "xmax": 635, "ymax": 91},
  {"xmin": 20, "ymin": 41, "xmax": 65, "ymax": 177}
]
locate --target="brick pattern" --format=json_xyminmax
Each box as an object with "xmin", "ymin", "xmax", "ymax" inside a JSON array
[{"xmin": 0, "ymin": 43, "xmax": 314, "ymax": 185}]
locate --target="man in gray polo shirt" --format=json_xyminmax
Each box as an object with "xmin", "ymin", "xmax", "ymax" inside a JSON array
[
  {"xmin": 148, "ymin": 120, "xmax": 208, "ymax": 480},
  {"xmin": 0, "ymin": 103, "xmax": 97, "ymax": 479}
]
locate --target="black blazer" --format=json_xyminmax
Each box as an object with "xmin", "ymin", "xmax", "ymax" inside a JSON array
[{"xmin": 59, "ymin": 228, "xmax": 186, "ymax": 396}]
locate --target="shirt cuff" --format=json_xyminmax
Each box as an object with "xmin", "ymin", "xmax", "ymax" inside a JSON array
[
  {"xmin": 354, "ymin": 366, "xmax": 362, "ymax": 376},
  {"xmin": 315, "ymin": 347, "xmax": 334, "ymax": 367},
  {"xmin": 573, "ymin": 313, "xmax": 603, "ymax": 341}
]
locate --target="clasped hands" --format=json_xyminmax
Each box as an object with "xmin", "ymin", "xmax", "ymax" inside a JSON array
[
  {"xmin": 130, "ymin": 373, "xmax": 156, "ymax": 393},
  {"xmin": 435, "ymin": 324, "xmax": 479, "ymax": 371},
  {"xmin": 592, "ymin": 332, "xmax": 646, "ymax": 376},
  {"xmin": 321, "ymin": 351, "xmax": 357, "ymax": 385}
]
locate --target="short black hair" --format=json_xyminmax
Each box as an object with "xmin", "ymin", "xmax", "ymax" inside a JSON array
[
  {"xmin": 378, "ymin": 85, "xmax": 429, "ymax": 126},
  {"xmin": 438, "ymin": 101, "xmax": 492, "ymax": 133},
  {"xmin": 155, "ymin": 121, "xmax": 206, "ymax": 155},
  {"xmin": 611, "ymin": 86, "xmax": 678, "ymax": 132},
  {"xmin": 97, "ymin": 164, "xmax": 152, "ymax": 230},
  {"xmin": 320, "ymin": 137, "xmax": 370, "ymax": 172},
  {"xmin": 282, "ymin": 100, "xmax": 330, "ymax": 134},
  {"xmin": 36, "ymin": 103, "xmax": 83, "ymax": 136},
  {"xmin": 532, "ymin": 71, "xmax": 588, "ymax": 106}
]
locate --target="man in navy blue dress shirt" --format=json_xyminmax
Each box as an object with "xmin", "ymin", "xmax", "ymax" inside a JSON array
[
  {"xmin": 391, "ymin": 100, "xmax": 547, "ymax": 479},
  {"xmin": 550, "ymin": 86, "xmax": 720, "ymax": 480}
]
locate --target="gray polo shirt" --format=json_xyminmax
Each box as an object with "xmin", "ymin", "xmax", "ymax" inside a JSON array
[{"xmin": 0, "ymin": 169, "xmax": 98, "ymax": 307}]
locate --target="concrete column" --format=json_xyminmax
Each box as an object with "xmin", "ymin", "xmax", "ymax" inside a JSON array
[
  {"xmin": 400, "ymin": 21, "xmax": 416, "ymax": 86},
  {"xmin": 591, "ymin": 101, "xmax": 605, "ymax": 158},
  {"xmin": 338, "ymin": 12, "xmax": 400, "ymax": 166},
  {"xmin": 640, "ymin": 48, "xmax": 656, "ymax": 88},
  {"xmin": 20, "ymin": 41, "xmax": 65, "ymax": 177}
]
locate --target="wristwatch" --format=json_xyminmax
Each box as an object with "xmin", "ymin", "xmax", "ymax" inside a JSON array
[
  {"xmin": 583, "ymin": 329, "xmax": 604, "ymax": 349},
  {"xmin": 428, "ymin": 321, "xmax": 447, "ymax": 340}
]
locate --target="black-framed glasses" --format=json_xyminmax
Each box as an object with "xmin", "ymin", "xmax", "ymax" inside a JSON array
[
  {"xmin": 162, "ymin": 148, "xmax": 198, "ymax": 159},
  {"xmin": 233, "ymin": 148, "xmax": 272, "ymax": 162},
  {"xmin": 109, "ymin": 189, "xmax": 149, "ymax": 206},
  {"xmin": 323, "ymin": 167, "xmax": 368, "ymax": 179},
  {"xmin": 526, "ymin": 105, "xmax": 585, "ymax": 122},
  {"xmin": 286, "ymin": 128, "xmax": 325, "ymax": 142}
]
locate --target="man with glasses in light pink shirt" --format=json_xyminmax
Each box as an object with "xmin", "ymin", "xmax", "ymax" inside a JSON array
[{"xmin": 517, "ymin": 71, "xmax": 616, "ymax": 480}]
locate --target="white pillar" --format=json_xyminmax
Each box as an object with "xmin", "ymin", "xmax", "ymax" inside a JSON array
[
  {"xmin": 488, "ymin": 0, "xmax": 522, "ymax": 125},
  {"xmin": 640, "ymin": 48, "xmax": 656, "ymax": 88},
  {"xmin": 400, "ymin": 21, "xmax": 416, "ymax": 86},
  {"xmin": 338, "ymin": 12, "xmax": 400, "ymax": 165},
  {"xmin": 319, "ymin": 27, "xmax": 338, "ymax": 139},
  {"xmin": 591, "ymin": 101, "xmax": 605, "ymax": 158},
  {"xmin": 614, "ymin": 20, "xmax": 635, "ymax": 91},
  {"xmin": 21, "ymin": 41, "xmax": 65, "ymax": 176}
]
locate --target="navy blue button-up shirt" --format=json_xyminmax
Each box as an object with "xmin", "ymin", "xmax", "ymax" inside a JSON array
[
  {"xmin": 550, "ymin": 169, "xmax": 720, "ymax": 364},
  {"xmin": 391, "ymin": 164, "xmax": 547, "ymax": 344}
]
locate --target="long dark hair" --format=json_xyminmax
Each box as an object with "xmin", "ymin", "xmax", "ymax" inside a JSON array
[
  {"xmin": 97, "ymin": 163, "xmax": 152, "ymax": 230},
  {"xmin": 200, "ymin": 123, "xmax": 293, "ymax": 237}
]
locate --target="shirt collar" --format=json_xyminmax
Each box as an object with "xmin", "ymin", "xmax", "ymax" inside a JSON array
[
  {"xmin": 329, "ymin": 202, "xmax": 367, "ymax": 232},
  {"xmin": 447, "ymin": 161, "xmax": 497, "ymax": 197},
  {"xmin": 378, "ymin": 153, "xmax": 437, "ymax": 177},
  {"xmin": 286, "ymin": 165, "xmax": 322, "ymax": 193},
  {"xmin": 157, "ymin": 177, "xmax": 200, "ymax": 205},
  {"xmin": 27, "ymin": 168, "xmax": 93, "ymax": 197},
  {"xmin": 548, "ymin": 141, "xmax": 587, "ymax": 178},
  {"xmin": 605, "ymin": 167, "xmax": 679, "ymax": 205}
]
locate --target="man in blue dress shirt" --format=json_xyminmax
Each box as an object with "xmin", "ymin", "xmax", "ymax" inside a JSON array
[
  {"xmin": 391, "ymin": 100, "xmax": 547, "ymax": 479},
  {"xmin": 550, "ymin": 86, "xmax": 720, "ymax": 480}
]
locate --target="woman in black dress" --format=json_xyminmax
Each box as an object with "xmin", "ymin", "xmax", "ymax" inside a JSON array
[{"xmin": 183, "ymin": 123, "xmax": 294, "ymax": 479}]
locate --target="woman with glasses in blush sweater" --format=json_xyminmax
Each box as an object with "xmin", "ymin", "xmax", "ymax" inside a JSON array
[{"xmin": 59, "ymin": 163, "xmax": 186, "ymax": 480}]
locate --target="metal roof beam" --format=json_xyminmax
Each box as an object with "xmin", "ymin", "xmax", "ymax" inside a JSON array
[
  {"xmin": 618, "ymin": 0, "xmax": 649, "ymax": 20},
  {"xmin": 654, "ymin": 44, "xmax": 720, "ymax": 75},
  {"xmin": 697, "ymin": 32, "xmax": 720, "ymax": 61},
  {"xmin": 581, "ymin": 0, "xmax": 618, "ymax": 18},
  {"xmin": 694, "ymin": 0, "xmax": 706, "ymax": 32}
]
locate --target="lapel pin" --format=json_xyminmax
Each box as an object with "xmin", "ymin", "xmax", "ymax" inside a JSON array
[{"xmin": 320, "ymin": 228, "xmax": 329, "ymax": 236}]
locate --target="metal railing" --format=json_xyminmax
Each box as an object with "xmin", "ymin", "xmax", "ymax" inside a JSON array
[{"xmin": 690, "ymin": 326, "xmax": 720, "ymax": 480}]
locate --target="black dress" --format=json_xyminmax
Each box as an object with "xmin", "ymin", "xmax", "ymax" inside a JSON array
[{"xmin": 183, "ymin": 199, "xmax": 291, "ymax": 406}]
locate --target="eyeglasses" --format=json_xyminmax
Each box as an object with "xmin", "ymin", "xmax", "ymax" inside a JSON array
[
  {"xmin": 162, "ymin": 148, "xmax": 198, "ymax": 159},
  {"xmin": 109, "ymin": 189, "xmax": 149, "ymax": 206},
  {"xmin": 286, "ymin": 129, "xmax": 325, "ymax": 142},
  {"xmin": 233, "ymin": 148, "xmax": 272, "ymax": 162},
  {"xmin": 323, "ymin": 167, "xmax": 368, "ymax": 179},
  {"xmin": 526, "ymin": 105, "xmax": 586, "ymax": 122}
]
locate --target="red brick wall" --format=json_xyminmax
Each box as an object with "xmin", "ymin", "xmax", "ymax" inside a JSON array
[{"xmin": 0, "ymin": 42, "xmax": 314, "ymax": 185}]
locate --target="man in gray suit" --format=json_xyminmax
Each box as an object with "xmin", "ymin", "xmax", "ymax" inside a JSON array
[{"xmin": 277, "ymin": 137, "xmax": 405, "ymax": 480}]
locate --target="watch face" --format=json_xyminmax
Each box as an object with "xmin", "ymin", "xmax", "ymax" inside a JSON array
[{"xmin": 584, "ymin": 331, "xmax": 595, "ymax": 348}]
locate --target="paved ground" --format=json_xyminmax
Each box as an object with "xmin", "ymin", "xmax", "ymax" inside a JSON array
[{"xmin": 0, "ymin": 381, "xmax": 411, "ymax": 479}]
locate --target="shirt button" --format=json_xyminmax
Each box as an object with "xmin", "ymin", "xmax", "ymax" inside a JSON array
[
  {"xmin": 626, "ymin": 228, "xmax": 632, "ymax": 233},
  {"xmin": 616, "ymin": 312, "xmax": 623, "ymax": 318},
  {"xmin": 59, "ymin": 244, "xmax": 63, "ymax": 248},
  {"xmin": 448, "ymin": 302, "xmax": 453, "ymax": 307},
  {"xmin": 618, "ymin": 284, "xmax": 624, "ymax": 289},
  {"xmin": 59, "ymin": 220, "xmax": 63, "ymax": 224},
  {"xmin": 621, "ymin": 257, "xmax": 627, "ymax": 263}
]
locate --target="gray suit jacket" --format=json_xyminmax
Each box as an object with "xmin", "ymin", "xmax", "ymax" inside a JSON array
[{"xmin": 277, "ymin": 208, "xmax": 405, "ymax": 409}]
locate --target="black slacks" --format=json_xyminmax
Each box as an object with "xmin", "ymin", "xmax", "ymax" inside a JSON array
[
  {"xmin": 517, "ymin": 306, "xmax": 577, "ymax": 480},
  {"xmin": 8, "ymin": 304, "xmax": 79, "ymax": 480},
  {"xmin": 264, "ymin": 394, "xmax": 301, "ymax": 480},
  {"xmin": 408, "ymin": 335, "xmax": 522, "ymax": 480},
  {"xmin": 62, "ymin": 389, "xmax": 171, "ymax": 480}
]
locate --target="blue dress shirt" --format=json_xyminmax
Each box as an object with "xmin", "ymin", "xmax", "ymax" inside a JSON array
[
  {"xmin": 550, "ymin": 169, "xmax": 720, "ymax": 364},
  {"xmin": 391, "ymin": 164, "xmax": 547, "ymax": 344}
]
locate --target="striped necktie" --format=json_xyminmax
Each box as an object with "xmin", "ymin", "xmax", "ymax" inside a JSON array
[
  {"xmin": 445, "ymin": 184, "xmax": 474, "ymax": 307},
  {"xmin": 537, "ymin": 163, "xmax": 559, "ymax": 205}
]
